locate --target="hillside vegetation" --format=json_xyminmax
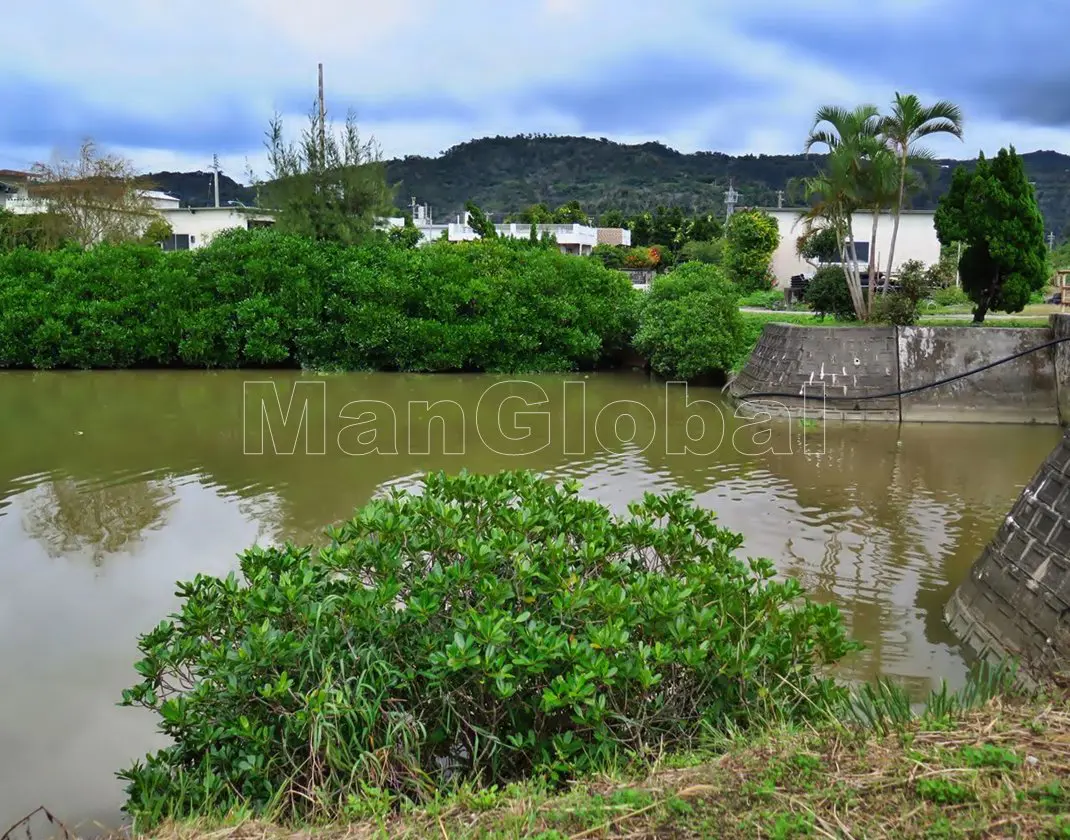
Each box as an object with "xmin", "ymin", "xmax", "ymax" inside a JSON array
[{"xmin": 146, "ymin": 136, "xmax": 1070, "ymax": 237}]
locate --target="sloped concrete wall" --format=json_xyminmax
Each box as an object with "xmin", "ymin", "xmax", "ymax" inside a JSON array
[
  {"xmin": 731, "ymin": 320, "xmax": 1062, "ymax": 424},
  {"xmin": 898, "ymin": 327, "xmax": 1058, "ymax": 424},
  {"xmin": 730, "ymin": 323, "xmax": 899, "ymax": 421},
  {"xmin": 945, "ymin": 431, "xmax": 1070, "ymax": 683}
]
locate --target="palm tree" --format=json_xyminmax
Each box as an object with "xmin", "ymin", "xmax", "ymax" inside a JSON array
[
  {"xmin": 804, "ymin": 105, "xmax": 890, "ymax": 318},
  {"xmin": 800, "ymin": 147, "xmax": 869, "ymax": 320},
  {"xmin": 879, "ymin": 93, "xmax": 964, "ymax": 290}
]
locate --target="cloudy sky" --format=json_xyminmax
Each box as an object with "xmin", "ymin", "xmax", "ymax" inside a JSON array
[{"xmin": 2, "ymin": 0, "xmax": 1067, "ymax": 180}]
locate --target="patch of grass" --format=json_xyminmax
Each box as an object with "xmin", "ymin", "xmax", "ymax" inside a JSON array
[
  {"xmin": 121, "ymin": 690, "xmax": 1070, "ymax": 839},
  {"xmin": 918, "ymin": 317, "xmax": 1048, "ymax": 327}
]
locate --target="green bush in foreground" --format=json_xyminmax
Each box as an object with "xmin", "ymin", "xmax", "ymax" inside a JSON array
[
  {"xmin": 118, "ymin": 471, "xmax": 859, "ymax": 827},
  {"xmin": 633, "ymin": 262, "xmax": 746, "ymax": 380}
]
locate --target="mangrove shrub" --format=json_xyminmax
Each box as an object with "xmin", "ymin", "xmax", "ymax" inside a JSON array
[
  {"xmin": 633, "ymin": 262, "xmax": 745, "ymax": 380},
  {"xmin": 118, "ymin": 471, "xmax": 858, "ymax": 826},
  {"xmin": 0, "ymin": 229, "xmax": 636, "ymax": 372}
]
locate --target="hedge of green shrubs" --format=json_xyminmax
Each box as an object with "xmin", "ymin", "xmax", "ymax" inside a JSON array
[{"xmin": 0, "ymin": 230, "xmax": 636, "ymax": 372}]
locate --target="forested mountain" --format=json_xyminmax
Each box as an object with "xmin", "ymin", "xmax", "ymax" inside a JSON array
[
  {"xmin": 144, "ymin": 136, "xmax": 1070, "ymax": 239},
  {"xmin": 145, "ymin": 170, "xmax": 258, "ymax": 207}
]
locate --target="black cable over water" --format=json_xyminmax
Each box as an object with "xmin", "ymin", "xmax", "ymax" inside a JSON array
[{"xmin": 736, "ymin": 333, "xmax": 1070, "ymax": 404}]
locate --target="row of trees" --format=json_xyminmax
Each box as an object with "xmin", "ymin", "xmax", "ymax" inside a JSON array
[
  {"xmin": 589, "ymin": 208, "xmax": 780, "ymax": 292},
  {"xmin": 506, "ymin": 201, "xmax": 726, "ymax": 256},
  {"xmin": 800, "ymin": 93, "xmax": 1048, "ymax": 323}
]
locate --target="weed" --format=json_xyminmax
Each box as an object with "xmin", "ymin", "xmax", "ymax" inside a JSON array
[{"xmin": 916, "ymin": 778, "xmax": 975, "ymax": 805}]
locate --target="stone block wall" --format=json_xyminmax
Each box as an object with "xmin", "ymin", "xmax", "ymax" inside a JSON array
[
  {"xmin": 730, "ymin": 323, "xmax": 899, "ymax": 421},
  {"xmin": 945, "ymin": 431, "xmax": 1070, "ymax": 684}
]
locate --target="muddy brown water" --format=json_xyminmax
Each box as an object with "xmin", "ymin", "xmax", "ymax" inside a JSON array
[{"xmin": 0, "ymin": 370, "xmax": 1059, "ymax": 834}]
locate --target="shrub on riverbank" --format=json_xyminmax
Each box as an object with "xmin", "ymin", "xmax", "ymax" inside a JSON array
[
  {"xmin": 633, "ymin": 263, "xmax": 747, "ymax": 380},
  {"xmin": 0, "ymin": 230, "xmax": 637, "ymax": 372},
  {"xmin": 118, "ymin": 470, "xmax": 859, "ymax": 828}
]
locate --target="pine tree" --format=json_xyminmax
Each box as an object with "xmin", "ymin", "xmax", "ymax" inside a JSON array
[{"xmin": 934, "ymin": 146, "xmax": 1047, "ymax": 323}]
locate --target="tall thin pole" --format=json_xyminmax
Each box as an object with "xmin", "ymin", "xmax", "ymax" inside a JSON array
[
  {"xmin": 212, "ymin": 154, "xmax": 220, "ymax": 208},
  {"xmin": 317, "ymin": 63, "xmax": 326, "ymax": 165}
]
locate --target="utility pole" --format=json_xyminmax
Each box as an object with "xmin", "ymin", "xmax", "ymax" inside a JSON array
[
  {"xmin": 724, "ymin": 182, "xmax": 740, "ymax": 222},
  {"xmin": 317, "ymin": 63, "xmax": 327, "ymax": 165},
  {"xmin": 212, "ymin": 154, "xmax": 220, "ymax": 208}
]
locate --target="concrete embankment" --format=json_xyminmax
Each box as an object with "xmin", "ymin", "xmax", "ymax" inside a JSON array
[
  {"xmin": 946, "ymin": 429, "xmax": 1070, "ymax": 685},
  {"xmin": 730, "ymin": 315, "xmax": 1069, "ymax": 424}
]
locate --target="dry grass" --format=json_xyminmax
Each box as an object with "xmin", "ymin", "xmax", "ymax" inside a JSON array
[{"xmin": 25, "ymin": 692, "xmax": 1056, "ymax": 840}]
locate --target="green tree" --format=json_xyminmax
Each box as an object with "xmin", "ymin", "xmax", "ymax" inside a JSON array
[
  {"xmin": 803, "ymin": 265, "xmax": 856, "ymax": 321},
  {"xmin": 722, "ymin": 210, "xmax": 780, "ymax": 293},
  {"xmin": 258, "ymin": 108, "xmax": 394, "ymax": 244},
  {"xmin": 598, "ymin": 208, "xmax": 627, "ymax": 228},
  {"xmin": 552, "ymin": 200, "xmax": 587, "ymax": 224},
  {"xmin": 879, "ymin": 93, "xmax": 964, "ymax": 290},
  {"xmin": 686, "ymin": 212, "xmax": 723, "ymax": 242},
  {"xmin": 141, "ymin": 217, "xmax": 173, "ymax": 245},
  {"xmin": 679, "ymin": 239, "xmax": 724, "ymax": 265},
  {"xmin": 591, "ymin": 243, "xmax": 626, "ymax": 269},
  {"xmin": 30, "ymin": 138, "xmax": 158, "ymax": 247},
  {"xmin": 934, "ymin": 147, "xmax": 1048, "ymax": 323},
  {"xmin": 631, "ymin": 212, "xmax": 653, "ymax": 247},
  {"xmin": 513, "ymin": 203, "xmax": 554, "ymax": 224},
  {"xmin": 796, "ymin": 226, "xmax": 840, "ymax": 268},
  {"xmin": 388, "ymin": 216, "xmax": 422, "ymax": 249},
  {"xmin": 0, "ymin": 208, "xmax": 69, "ymax": 251},
  {"xmin": 802, "ymin": 105, "xmax": 887, "ymax": 319},
  {"xmin": 464, "ymin": 201, "xmax": 497, "ymax": 238}
]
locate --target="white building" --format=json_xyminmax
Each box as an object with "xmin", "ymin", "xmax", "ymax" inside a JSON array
[
  {"xmin": 157, "ymin": 206, "xmax": 275, "ymax": 250},
  {"xmin": 763, "ymin": 207, "xmax": 941, "ymax": 283},
  {"xmin": 0, "ymin": 169, "xmax": 275, "ymax": 248},
  {"xmin": 382, "ymin": 201, "xmax": 630, "ymax": 255}
]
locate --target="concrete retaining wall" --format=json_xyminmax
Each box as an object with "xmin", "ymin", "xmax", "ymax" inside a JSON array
[
  {"xmin": 731, "ymin": 319, "xmax": 1065, "ymax": 424},
  {"xmin": 945, "ymin": 431, "xmax": 1070, "ymax": 684},
  {"xmin": 898, "ymin": 327, "xmax": 1059, "ymax": 424}
]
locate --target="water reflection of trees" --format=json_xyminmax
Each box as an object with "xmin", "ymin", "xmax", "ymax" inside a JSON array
[{"xmin": 21, "ymin": 479, "xmax": 176, "ymax": 566}]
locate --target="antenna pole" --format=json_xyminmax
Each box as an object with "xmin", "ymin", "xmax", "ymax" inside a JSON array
[
  {"xmin": 212, "ymin": 154, "xmax": 220, "ymax": 208},
  {"xmin": 724, "ymin": 182, "xmax": 740, "ymax": 222},
  {"xmin": 317, "ymin": 63, "xmax": 327, "ymax": 165}
]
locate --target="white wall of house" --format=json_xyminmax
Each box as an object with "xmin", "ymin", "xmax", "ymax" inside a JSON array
[
  {"xmin": 159, "ymin": 207, "xmax": 275, "ymax": 248},
  {"xmin": 0, "ymin": 181, "xmax": 183, "ymax": 215},
  {"xmin": 765, "ymin": 208, "xmax": 941, "ymax": 284}
]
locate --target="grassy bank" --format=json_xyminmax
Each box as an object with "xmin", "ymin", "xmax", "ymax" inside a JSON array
[{"xmin": 124, "ymin": 690, "xmax": 1070, "ymax": 839}]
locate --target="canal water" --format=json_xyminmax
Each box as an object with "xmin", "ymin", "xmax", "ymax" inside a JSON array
[{"xmin": 0, "ymin": 370, "xmax": 1060, "ymax": 833}]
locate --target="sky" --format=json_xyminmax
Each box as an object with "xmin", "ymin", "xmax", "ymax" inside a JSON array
[{"xmin": 2, "ymin": 0, "xmax": 1068, "ymax": 181}]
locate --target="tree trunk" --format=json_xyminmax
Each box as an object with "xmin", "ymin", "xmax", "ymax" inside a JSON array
[
  {"xmin": 973, "ymin": 271, "xmax": 1000, "ymax": 324},
  {"xmin": 883, "ymin": 154, "xmax": 908, "ymax": 294},
  {"xmin": 845, "ymin": 225, "xmax": 867, "ymax": 321},
  {"xmin": 867, "ymin": 209, "xmax": 880, "ymax": 312}
]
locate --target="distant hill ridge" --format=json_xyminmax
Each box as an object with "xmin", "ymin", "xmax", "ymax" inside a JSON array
[{"xmin": 143, "ymin": 135, "xmax": 1070, "ymax": 239}]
